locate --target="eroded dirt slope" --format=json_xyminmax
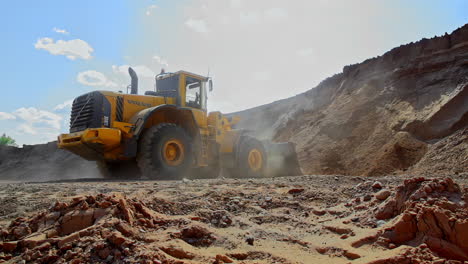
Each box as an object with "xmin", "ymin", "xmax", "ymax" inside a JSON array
[{"xmin": 235, "ymin": 24, "xmax": 468, "ymax": 176}]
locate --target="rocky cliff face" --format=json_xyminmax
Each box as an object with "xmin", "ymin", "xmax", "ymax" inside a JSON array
[{"xmin": 235, "ymin": 24, "xmax": 468, "ymax": 176}]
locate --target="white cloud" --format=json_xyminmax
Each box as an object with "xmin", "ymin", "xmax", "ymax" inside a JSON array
[
  {"xmin": 252, "ymin": 71, "xmax": 271, "ymax": 81},
  {"xmin": 239, "ymin": 12, "xmax": 260, "ymax": 25},
  {"xmin": 146, "ymin": 5, "xmax": 158, "ymax": 16},
  {"xmin": 0, "ymin": 112, "xmax": 16, "ymax": 120},
  {"xmin": 54, "ymin": 99, "xmax": 73, "ymax": 111},
  {"xmin": 264, "ymin": 8, "xmax": 288, "ymax": 21},
  {"xmin": 14, "ymin": 107, "xmax": 63, "ymax": 130},
  {"xmin": 112, "ymin": 65, "xmax": 155, "ymax": 78},
  {"xmin": 1, "ymin": 106, "xmax": 70, "ymax": 145},
  {"xmin": 297, "ymin": 48, "xmax": 315, "ymax": 57},
  {"xmin": 53, "ymin": 27, "xmax": 70, "ymax": 35},
  {"xmin": 17, "ymin": 123, "xmax": 37, "ymax": 135},
  {"xmin": 230, "ymin": 0, "xmax": 242, "ymax": 8},
  {"xmin": 34, "ymin": 37, "xmax": 94, "ymax": 60},
  {"xmin": 153, "ymin": 55, "xmax": 169, "ymax": 68},
  {"xmin": 77, "ymin": 71, "xmax": 117, "ymax": 87},
  {"xmin": 185, "ymin": 18, "xmax": 209, "ymax": 33}
]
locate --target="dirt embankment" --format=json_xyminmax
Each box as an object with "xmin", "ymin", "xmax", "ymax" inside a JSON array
[
  {"xmin": 0, "ymin": 143, "xmax": 98, "ymax": 181},
  {"xmin": 234, "ymin": 24, "xmax": 468, "ymax": 177}
]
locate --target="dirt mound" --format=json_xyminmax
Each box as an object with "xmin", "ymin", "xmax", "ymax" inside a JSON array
[
  {"xmin": 353, "ymin": 177, "xmax": 468, "ymax": 262},
  {"xmin": 409, "ymin": 127, "xmax": 468, "ymax": 176},
  {"xmin": 0, "ymin": 142, "xmax": 98, "ymax": 181},
  {"xmin": 234, "ymin": 24, "xmax": 468, "ymax": 176},
  {"xmin": 0, "ymin": 194, "xmax": 172, "ymax": 263},
  {"xmin": 0, "ymin": 192, "xmax": 284, "ymax": 264},
  {"xmin": 364, "ymin": 132, "xmax": 428, "ymax": 176}
]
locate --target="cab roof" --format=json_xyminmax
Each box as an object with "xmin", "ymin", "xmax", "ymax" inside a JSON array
[{"xmin": 157, "ymin": 70, "xmax": 209, "ymax": 81}]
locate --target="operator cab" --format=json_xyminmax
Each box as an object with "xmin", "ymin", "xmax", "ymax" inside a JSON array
[{"xmin": 143, "ymin": 70, "xmax": 212, "ymax": 111}]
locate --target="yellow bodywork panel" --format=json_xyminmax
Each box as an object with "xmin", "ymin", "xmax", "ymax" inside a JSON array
[
  {"xmin": 58, "ymin": 128, "xmax": 122, "ymax": 160},
  {"xmin": 112, "ymin": 121, "xmax": 134, "ymax": 136},
  {"xmin": 220, "ymin": 130, "xmax": 241, "ymax": 154},
  {"xmin": 191, "ymin": 109, "xmax": 207, "ymax": 128}
]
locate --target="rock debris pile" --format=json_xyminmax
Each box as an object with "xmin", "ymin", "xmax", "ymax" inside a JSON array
[{"xmin": 353, "ymin": 177, "xmax": 468, "ymax": 262}]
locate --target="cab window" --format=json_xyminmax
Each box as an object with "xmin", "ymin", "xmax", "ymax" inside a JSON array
[{"xmin": 185, "ymin": 76, "xmax": 202, "ymax": 109}]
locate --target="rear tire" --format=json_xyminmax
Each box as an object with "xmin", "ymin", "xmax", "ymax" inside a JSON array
[
  {"xmin": 137, "ymin": 123, "xmax": 193, "ymax": 180},
  {"xmin": 96, "ymin": 160, "xmax": 140, "ymax": 179},
  {"xmin": 230, "ymin": 136, "xmax": 267, "ymax": 178}
]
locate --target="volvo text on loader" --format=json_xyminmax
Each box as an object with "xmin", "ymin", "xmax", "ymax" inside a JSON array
[{"xmin": 58, "ymin": 68, "xmax": 301, "ymax": 179}]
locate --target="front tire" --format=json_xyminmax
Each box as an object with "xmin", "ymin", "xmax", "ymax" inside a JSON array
[
  {"xmin": 137, "ymin": 123, "xmax": 193, "ymax": 180},
  {"xmin": 230, "ymin": 136, "xmax": 267, "ymax": 178}
]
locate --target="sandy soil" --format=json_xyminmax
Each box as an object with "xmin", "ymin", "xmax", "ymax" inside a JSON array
[{"xmin": 0, "ymin": 174, "xmax": 466, "ymax": 263}]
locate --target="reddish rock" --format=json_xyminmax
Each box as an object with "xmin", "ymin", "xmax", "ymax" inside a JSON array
[
  {"xmin": 180, "ymin": 225, "xmax": 216, "ymax": 247},
  {"xmin": 58, "ymin": 232, "xmax": 80, "ymax": 248},
  {"xmin": 160, "ymin": 246, "xmax": 195, "ymax": 259},
  {"xmin": 113, "ymin": 249, "xmax": 122, "ymax": 260},
  {"xmin": 93, "ymin": 208, "xmax": 109, "ymax": 221},
  {"xmin": 344, "ymin": 250, "xmax": 361, "ymax": 260},
  {"xmin": 52, "ymin": 202, "xmax": 68, "ymax": 211},
  {"xmin": 375, "ymin": 199, "xmax": 397, "ymax": 220},
  {"xmin": 372, "ymin": 181, "xmax": 383, "ymax": 189},
  {"xmin": 425, "ymin": 236, "xmax": 468, "ymax": 261},
  {"xmin": 12, "ymin": 225, "xmax": 31, "ymax": 239},
  {"xmin": 363, "ymin": 194, "xmax": 373, "ymax": 201},
  {"xmin": 98, "ymin": 201, "xmax": 112, "ymax": 209},
  {"xmin": 2, "ymin": 241, "xmax": 17, "ymax": 252},
  {"xmin": 21, "ymin": 233, "xmax": 47, "ymax": 249},
  {"xmin": 215, "ymin": 254, "xmax": 234, "ymax": 263},
  {"xmin": 312, "ymin": 209, "xmax": 326, "ymax": 216},
  {"xmin": 315, "ymin": 247, "xmax": 328, "ymax": 254},
  {"xmin": 324, "ymin": 225, "xmax": 352, "ymax": 235},
  {"xmin": 375, "ymin": 189, "xmax": 391, "ymax": 200},
  {"xmin": 60, "ymin": 209, "xmax": 94, "ymax": 235},
  {"xmin": 46, "ymin": 228, "xmax": 59, "ymax": 238},
  {"xmin": 118, "ymin": 199, "xmax": 134, "ymax": 224},
  {"xmin": 133, "ymin": 202, "xmax": 153, "ymax": 218},
  {"xmin": 228, "ymin": 253, "xmax": 248, "ymax": 260},
  {"xmin": 98, "ymin": 247, "xmax": 111, "ymax": 259},
  {"xmin": 245, "ymin": 236, "xmax": 254, "ymax": 246},
  {"xmin": 116, "ymin": 222, "xmax": 135, "ymax": 237},
  {"xmin": 288, "ymin": 188, "xmax": 305, "ymax": 194},
  {"xmin": 108, "ymin": 232, "xmax": 126, "ymax": 246}
]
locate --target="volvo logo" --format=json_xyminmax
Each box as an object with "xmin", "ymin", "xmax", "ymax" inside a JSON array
[{"xmin": 127, "ymin": 100, "xmax": 151, "ymax": 107}]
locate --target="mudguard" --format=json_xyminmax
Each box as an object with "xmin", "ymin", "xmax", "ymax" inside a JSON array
[{"xmin": 123, "ymin": 104, "xmax": 199, "ymax": 158}]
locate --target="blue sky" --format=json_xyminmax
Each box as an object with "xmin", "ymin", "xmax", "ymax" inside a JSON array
[{"xmin": 0, "ymin": 0, "xmax": 467, "ymax": 145}]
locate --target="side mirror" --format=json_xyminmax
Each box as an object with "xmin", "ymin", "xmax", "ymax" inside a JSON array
[{"xmin": 209, "ymin": 79, "xmax": 213, "ymax": 92}]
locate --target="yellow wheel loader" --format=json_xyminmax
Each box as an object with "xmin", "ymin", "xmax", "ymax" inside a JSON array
[{"xmin": 58, "ymin": 68, "xmax": 301, "ymax": 179}]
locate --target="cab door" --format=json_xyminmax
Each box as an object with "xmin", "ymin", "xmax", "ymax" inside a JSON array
[
  {"xmin": 183, "ymin": 75, "xmax": 208, "ymax": 128},
  {"xmin": 181, "ymin": 74, "xmax": 210, "ymax": 166}
]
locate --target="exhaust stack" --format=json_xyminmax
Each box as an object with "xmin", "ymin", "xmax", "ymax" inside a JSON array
[{"xmin": 128, "ymin": 67, "xmax": 138, "ymax": 95}]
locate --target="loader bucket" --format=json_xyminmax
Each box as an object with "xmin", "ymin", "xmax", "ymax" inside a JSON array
[{"xmin": 263, "ymin": 141, "xmax": 303, "ymax": 177}]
